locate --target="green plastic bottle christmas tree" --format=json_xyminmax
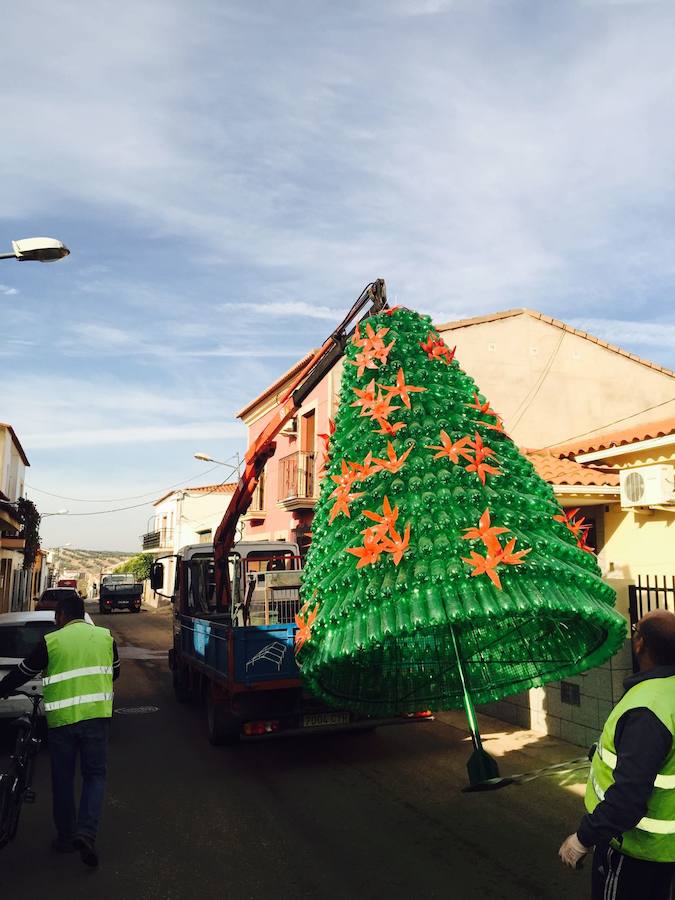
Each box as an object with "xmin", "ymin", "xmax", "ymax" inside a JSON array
[{"xmin": 296, "ymin": 306, "xmax": 626, "ymax": 716}]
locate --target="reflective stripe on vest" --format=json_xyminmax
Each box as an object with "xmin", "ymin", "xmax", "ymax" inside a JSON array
[
  {"xmin": 42, "ymin": 666, "xmax": 113, "ymax": 686},
  {"xmin": 589, "ymin": 771, "xmax": 675, "ymax": 835},
  {"xmin": 597, "ymin": 743, "xmax": 675, "ymax": 790},
  {"xmin": 44, "ymin": 692, "xmax": 115, "ymax": 712},
  {"xmin": 585, "ymin": 674, "xmax": 675, "ymax": 861},
  {"xmin": 43, "ymin": 621, "xmax": 114, "ymax": 728}
]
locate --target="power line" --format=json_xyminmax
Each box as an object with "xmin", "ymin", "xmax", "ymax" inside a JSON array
[
  {"xmin": 509, "ymin": 331, "xmax": 566, "ymax": 430},
  {"xmin": 26, "ymin": 463, "xmax": 225, "ymax": 503},
  {"xmin": 539, "ymin": 396, "xmax": 675, "ymax": 450},
  {"xmin": 48, "ymin": 468, "xmax": 241, "ymax": 519}
]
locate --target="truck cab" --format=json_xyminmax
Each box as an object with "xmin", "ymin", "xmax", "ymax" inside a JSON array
[{"xmin": 154, "ymin": 541, "xmax": 404, "ymax": 743}]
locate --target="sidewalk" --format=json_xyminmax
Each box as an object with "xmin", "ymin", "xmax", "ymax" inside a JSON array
[{"xmin": 436, "ymin": 707, "xmax": 589, "ymax": 797}]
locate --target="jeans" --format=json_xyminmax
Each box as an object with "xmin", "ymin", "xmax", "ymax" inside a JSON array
[{"xmin": 48, "ymin": 717, "xmax": 109, "ymax": 842}]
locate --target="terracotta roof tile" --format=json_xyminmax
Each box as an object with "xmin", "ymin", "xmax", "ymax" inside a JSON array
[
  {"xmin": 522, "ymin": 449, "xmax": 620, "ymax": 488},
  {"xmin": 153, "ymin": 482, "xmax": 237, "ymax": 506},
  {"xmin": 553, "ymin": 416, "xmax": 675, "ymax": 458},
  {"xmin": 185, "ymin": 483, "xmax": 237, "ymax": 494}
]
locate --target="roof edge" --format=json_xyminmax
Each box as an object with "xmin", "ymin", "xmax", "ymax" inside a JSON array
[
  {"xmin": 438, "ymin": 309, "xmax": 675, "ymax": 379},
  {"xmin": 0, "ymin": 422, "xmax": 30, "ymax": 467}
]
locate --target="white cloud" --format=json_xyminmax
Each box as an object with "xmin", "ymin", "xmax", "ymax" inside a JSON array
[
  {"xmin": 568, "ymin": 318, "xmax": 675, "ymax": 351},
  {"xmin": 0, "ymin": 284, "xmax": 18, "ymax": 296},
  {"xmin": 219, "ymin": 300, "xmax": 340, "ymax": 321}
]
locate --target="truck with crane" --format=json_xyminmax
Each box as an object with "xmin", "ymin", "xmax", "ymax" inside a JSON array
[{"xmin": 150, "ymin": 281, "xmax": 431, "ymax": 743}]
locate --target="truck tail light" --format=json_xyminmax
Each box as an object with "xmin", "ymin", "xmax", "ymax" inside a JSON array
[{"xmin": 243, "ymin": 719, "xmax": 280, "ymax": 736}]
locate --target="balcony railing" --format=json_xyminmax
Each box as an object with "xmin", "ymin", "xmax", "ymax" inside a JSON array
[
  {"xmin": 278, "ymin": 451, "xmax": 316, "ymax": 505},
  {"xmin": 142, "ymin": 529, "xmax": 174, "ymax": 551}
]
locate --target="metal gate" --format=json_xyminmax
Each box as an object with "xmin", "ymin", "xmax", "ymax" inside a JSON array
[{"xmin": 628, "ymin": 575, "xmax": 675, "ymax": 672}]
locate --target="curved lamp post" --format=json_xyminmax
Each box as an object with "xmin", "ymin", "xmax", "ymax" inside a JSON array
[{"xmin": 0, "ymin": 237, "xmax": 70, "ymax": 263}]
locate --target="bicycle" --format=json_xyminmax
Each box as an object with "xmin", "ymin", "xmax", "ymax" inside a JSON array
[{"xmin": 0, "ymin": 692, "xmax": 43, "ymax": 849}]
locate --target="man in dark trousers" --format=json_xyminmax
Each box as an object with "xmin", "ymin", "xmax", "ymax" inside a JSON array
[
  {"xmin": 0, "ymin": 594, "xmax": 119, "ymax": 866},
  {"xmin": 559, "ymin": 608, "xmax": 675, "ymax": 898}
]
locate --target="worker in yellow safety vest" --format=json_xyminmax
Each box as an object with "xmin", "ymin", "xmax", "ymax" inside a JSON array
[
  {"xmin": 559, "ymin": 608, "xmax": 675, "ymax": 899},
  {"xmin": 0, "ymin": 593, "xmax": 120, "ymax": 867}
]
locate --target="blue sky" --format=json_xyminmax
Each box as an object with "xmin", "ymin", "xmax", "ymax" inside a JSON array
[{"xmin": 2, "ymin": 0, "xmax": 675, "ymax": 550}]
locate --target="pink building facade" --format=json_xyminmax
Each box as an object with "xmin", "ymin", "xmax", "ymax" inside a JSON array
[{"xmin": 237, "ymin": 354, "xmax": 343, "ymax": 556}]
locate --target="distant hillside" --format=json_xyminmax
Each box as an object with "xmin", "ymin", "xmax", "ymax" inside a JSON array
[{"xmin": 49, "ymin": 547, "xmax": 135, "ymax": 587}]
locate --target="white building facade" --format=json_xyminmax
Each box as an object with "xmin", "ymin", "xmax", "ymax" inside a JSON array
[
  {"xmin": 0, "ymin": 423, "xmax": 30, "ymax": 612},
  {"xmin": 141, "ymin": 484, "xmax": 236, "ymax": 603}
]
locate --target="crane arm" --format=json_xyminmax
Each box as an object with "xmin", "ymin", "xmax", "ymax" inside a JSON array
[{"xmin": 213, "ymin": 279, "xmax": 388, "ymax": 611}]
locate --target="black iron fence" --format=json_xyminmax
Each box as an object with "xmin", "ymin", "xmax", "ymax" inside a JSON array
[
  {"xmin": 628, "ymin": 575, "xmax": 675, "ymax": 672},
  {"xmin": 628, "ymin": 575, "xmax": 675, "ymax": 626}
]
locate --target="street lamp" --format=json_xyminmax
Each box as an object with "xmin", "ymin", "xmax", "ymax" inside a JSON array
[
  {"xmin": 194, "ymin": 452, "xmax": 239, "ymax": 467},
  {"xmin": 0, "ymin": 237, "xmax": 70, "ymax": 263}
]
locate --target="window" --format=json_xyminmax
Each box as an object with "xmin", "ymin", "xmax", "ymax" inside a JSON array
[
  {"xmin": 560, "ymin": 681, "xmax": 581, "ymax": 706},
  {"xmin": 197, "ymin": 529, "xmax": 212, "ymax": 544},
  {"xmin": 0, "ymin": 621, "xmax": 55, "ymax": 658}
]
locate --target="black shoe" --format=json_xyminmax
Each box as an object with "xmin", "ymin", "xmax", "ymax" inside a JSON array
[
  {"xmin": 51, "ymin": 836, "xmax": 77, "ymax": 853},
  {"xmin": 74, "ymin": 835, "xmax": 98, "ymax": 867}
]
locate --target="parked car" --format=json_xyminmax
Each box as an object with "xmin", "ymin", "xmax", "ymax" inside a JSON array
[
  {"xmin": 0, "ymin": 610, "xmax": 94, "ymax": 720},
  {"xmin": 35, "ymin": 587, "xmax": 80, "ymax": 612}
]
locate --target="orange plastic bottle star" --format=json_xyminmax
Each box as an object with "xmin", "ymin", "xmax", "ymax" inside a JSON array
[
  {"xmin": 374, "ymin": 418, "xmax": 407, "ymax": 436},
  {"xmin": 365, "ymin": 390, "xmax": 401, "ymax": 422},
  {"xmin": 466, "ymin": 392, "xmax": 499, "ymax": 418},
  {"xmin": 373, "ymin": 339, "xmax": 395, "ymax": 365},
  {"xmin": 330, "ymin": 459, "xmax": 359, "ymax": 495},
  {"xmin": 346, "ymin": 531, "xmax": 385, "ymax": 569},
  {"xmin": 351, "ymin": 379, "xmax": 377, "ymax": 415},
  {"xmin": 294, "ymin": 603, "xmax": 319, "ymax": 651},
  {"xmin": 466, "ymin": 458, "xmax": 501, "ymax": 485},
  {"xmin": 352, "ymin": 451, "xmax": 381, "ymax": 481},
  {"xmin": 362, "ymin": 496, "xmax": 399, "ymax": 539},
  {"xmin": 349, "ymin": 350, "xmax": 380, "ymax": 378},
  {"xmin": 378, "ymin": 367, "xmax": 426, "ymax": 409},
  {"xmin": 329, "ymin": 488, "xmax": 365, "ymax": 523},
  {"xmin": 426, "ymin": 431, "xmax": 473, "ymax": 463},
  {"xmin": 499, "ymin": 538, "xmax": 531, "ymax": 566},
  {"xmin": 462, "ymin": 550, "xmax": 503, "ymax": 589},
  {"xmin": 381, "ymin": 523, "xmax": 411, "ymax": 565},
  {"xmin": 372, "ymin": 441, "xmax": 412, "ymax": 473},
  {"xmin": 358, "ymin": 322, "xmax": 390, "ymax": 353},
  {"xmin": 462, "ymin": 508, "xmax": 510, "ymax": 556}
]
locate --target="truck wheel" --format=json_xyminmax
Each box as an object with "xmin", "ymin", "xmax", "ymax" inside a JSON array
[
  {"xmin": 172, "ymin": 665, "xmax": 191, "ymax": 703},
  {"xmin": 206, "ymin": 696, "xmax": 239, "ymax": 746}
]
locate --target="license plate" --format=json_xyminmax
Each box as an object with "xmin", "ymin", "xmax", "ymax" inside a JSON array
[{"xmin": 303, "ymin": 712, "xmax": 350, "ymax": 728}]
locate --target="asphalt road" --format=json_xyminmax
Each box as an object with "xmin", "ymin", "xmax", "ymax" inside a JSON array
[{"xmin": 0, "ymin": 603, "xmax": 593, "ymax": 899}]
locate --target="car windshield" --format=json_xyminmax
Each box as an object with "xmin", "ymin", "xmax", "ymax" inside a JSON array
[{"xmin": 0, "ymin": 621, "xmax": 55, "ymax": 659}]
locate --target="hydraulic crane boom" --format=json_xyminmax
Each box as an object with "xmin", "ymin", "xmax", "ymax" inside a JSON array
[{"xmin": 213, "ymin": 279, "xmax": 389, "ymax": 611}]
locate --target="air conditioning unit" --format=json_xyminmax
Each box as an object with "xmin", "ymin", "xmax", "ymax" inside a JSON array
[
  {"xmin": 620, "ymin": 465, "xmax": 675, "ymax": 508},
  {"xmin": 280, "ymin": 418, "xmax": 297, "ymax": 436}
]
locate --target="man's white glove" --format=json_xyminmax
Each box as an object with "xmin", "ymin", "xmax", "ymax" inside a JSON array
[{"xmin": 559, "ymin": 833, "xmax": 591, "ymax": 869}]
